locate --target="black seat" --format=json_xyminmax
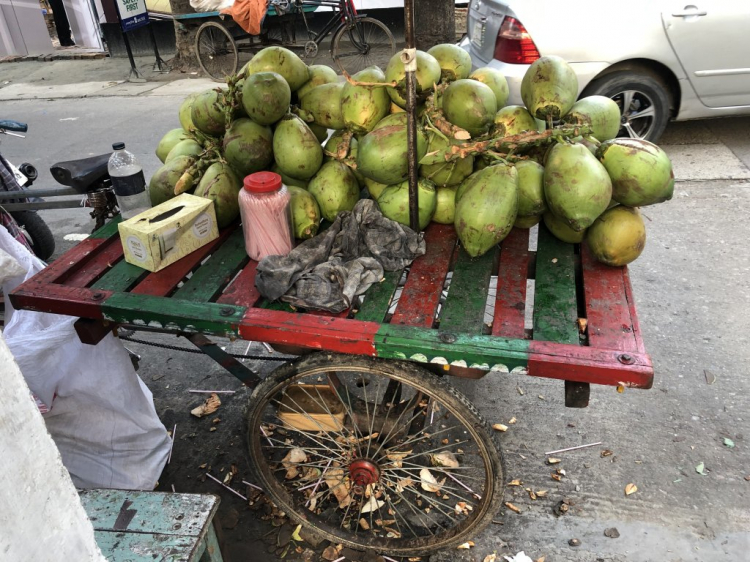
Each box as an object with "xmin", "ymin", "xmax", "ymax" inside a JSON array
[{"xmin": 50, "ymin": 153, "xmax": 111, "ymax": 193}]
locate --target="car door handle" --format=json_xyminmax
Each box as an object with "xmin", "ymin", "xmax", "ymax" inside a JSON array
[{"xmin": 672, "ymin": 9, "xmax": 707, "ymax": 17}]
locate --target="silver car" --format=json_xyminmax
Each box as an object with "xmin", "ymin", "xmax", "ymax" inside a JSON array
[{"xmin": 460, "ymin": 1, "xmax": 750, "ymax": 141}]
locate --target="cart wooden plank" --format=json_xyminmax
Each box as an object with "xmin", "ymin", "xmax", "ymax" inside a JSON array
[
  {"xmin": 439, "ymin": 246, "xmax": 497, "ymax": 334},
  {"xmin": 217, "ymin": 261, "xmax": 262, "ymax": 308},
  {"xmin": 493, "ymin": 228, "xmax": 529, "ymax": 339},
  {"xmin": 65, "ymin": 237, "xmax": 124, "ymax": 288},
  {"xmin": 355, "ymin": 270, "xmax": 401, "ymax": 323}
]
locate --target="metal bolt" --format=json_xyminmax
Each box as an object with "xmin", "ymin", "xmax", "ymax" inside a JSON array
[
  {"xmin": 219, "ymin": 307, "xmax": 235, "ymax": 317},
  {"xmin": 92, "ymin": 292, "xmax": 105, "ymax": 300},
  {"xmin": 618, "ymin": 353, "xmax": 635, "ymax": 365},
  {"xmin": 439, "ymin": 332, "xmax": 457, "ymax": 344}
]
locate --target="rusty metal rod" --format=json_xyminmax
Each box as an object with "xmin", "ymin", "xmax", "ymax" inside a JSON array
[{"xmin": 404, "ymin": 0, "xmax": 420, "ymax": 232}]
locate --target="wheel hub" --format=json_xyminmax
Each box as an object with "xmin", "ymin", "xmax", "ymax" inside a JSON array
[{"xmin": 349, "ymin": 459, "xmax": 380, "ymax": 492}]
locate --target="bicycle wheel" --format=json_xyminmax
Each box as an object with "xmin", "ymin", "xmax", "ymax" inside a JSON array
[
  {"xmin": 332, "ymin": 17, "xmax": 396, "ymax": 75},
  {"xmin": 246, "ymin": 353, "xmax": 505, "ymax": 556},
  {"xmin": 195, "ymin": 21, "xmax": 239, "ymax": 82}
]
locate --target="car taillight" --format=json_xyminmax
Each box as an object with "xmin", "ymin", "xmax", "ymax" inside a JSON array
[{"xmin": 493, "ymin": 16, "xmax": 540, "ymax": 64}]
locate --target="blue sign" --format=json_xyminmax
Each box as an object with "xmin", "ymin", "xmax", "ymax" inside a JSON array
[{"xmin": 116, "ymin": 0, "xmax": 150, "ymax": 32}]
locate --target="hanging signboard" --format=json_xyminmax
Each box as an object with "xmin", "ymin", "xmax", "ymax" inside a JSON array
[{"xmin": 115, "ymin": 0, "xmax": 150, "ymax": 32}]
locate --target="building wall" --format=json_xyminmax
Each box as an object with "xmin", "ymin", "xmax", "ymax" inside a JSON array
[{"xmin": 0, "ymin": 333, "xmax": 105, "ymax": 562}]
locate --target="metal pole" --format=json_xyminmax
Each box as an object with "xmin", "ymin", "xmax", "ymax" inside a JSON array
[
  {"xmin": 147, "ymin": 23, "xmax": 168, "ymax": 72},
  {"xmin": 403, "ymin": 0, "xmax": 420, "ymax": 232},
  {"xmin": 112, "ymin": 0, "xmax": 143, "ymax": 81}
]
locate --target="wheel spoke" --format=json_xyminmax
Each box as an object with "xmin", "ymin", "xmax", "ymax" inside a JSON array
[
  {"xmin": 624, "ymin": 121, "xmax": 642, "ymax": 139},
  {"xmin": 630, "ymin": 104, "xmax": 656, "ymax": 121},
  {"xmin": 620, "ymin": 90, "xmax": 636, "ymax": 113}
]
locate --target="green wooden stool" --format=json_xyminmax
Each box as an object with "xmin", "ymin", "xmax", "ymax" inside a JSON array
[{"xmin": 79, "ymin": 489, "xmax": 223, "ymax": 562}]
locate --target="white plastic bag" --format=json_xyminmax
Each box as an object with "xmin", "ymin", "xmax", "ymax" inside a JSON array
[
  {"xmin": 1, "ymin": 227, "xmax": 172, "ymax": 490},
  {"xmin": 190, "ymin": 0, "xmax": 233, "ymax": 13}
]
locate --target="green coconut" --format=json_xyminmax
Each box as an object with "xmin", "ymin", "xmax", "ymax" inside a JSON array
[
  {"xmin": 288, "ymin": 185, "xmax": 321, "ymax": 239},
  {"xmin": 324, "ymin": 131, "xmax": 358, "ymax": 160},
  {"xmin": 273, "ymin": 114, "xmax": 324, "ymax": 180},
  {"xmin": 179, "ymin": 93, "xmax": 198, "ymax": 131},
  {"xmin": 469, "ymin": 67, "xmax": 510, "ymax": 108},
  {"xmin": 271, "ymin": 164, "xmax": 309, "ymax": 189},
  {"xmin": 427, "ymin": 43, "xmax": 472, "ymax": 82},
  {"xmin": 385, "ymin": 50, "xmax": 441, "ymax": 108},
  {"xmin": 542, "ymin": 211, "xmax": 586, "ymax": 243},
  {"xmin": 191, "ymin": 89, "xmax": 227, "ymax": 137},
  {"xmin": 442, "ymin": 79, "xmax": 497, "ymax": 137},
  {"xmin": 521, "ymin": 56, "xmax": 579, "ymax": 121},
  {"xmin": 419, "ymin": 132, "xmax": 474, "ymax": 187},
  {"xmin": 596, "ymin": 138, "xmax": 674, "ymax": 207},
  {"xmin": 241, "ymin": 71, "xmax": 291, "ymax": 126},
  {"xmin": 544, "ymin": 143, "xmax": 612, "ymax": 231},
  {"xmin": 242, "ymin": 46, "xmax": 310, "ymax": 92},
  {"xmin": 493, "ymin": 105, "xmax": 538, "ymax": 137},
  {"xmin": 514, "ymin": 215, "xmax": 542, "ymax": 229},
  {"xmin": 586, "ymin": 206, "xmax": 646, "ymax": 266},
  {"xmin": 372, "ymin": 112, "xmax": 408, "ymax": 131},
  {"xmin": 222, "ymin": 118, "xmax": 274, "ymax": 178},
  {"xmin": 364, "ymin": 177, "xmax": 388, "ymax": 200},
  {"xmin": 357, "ymin": 124, "xmax": 428, "ymax": 186},
  {"xmin": 148, "ymin": 155, "xmax": 194, "ymax": 206},
  {"xmin": 562, "ymin": 96, "xmax": 621, "ymax": 141},
  {"xmin": 309, "ymin": 123, "xmax": 329, "ymax": 143},
  {"xmin": 454, "ymin": 164, "xmax": 519, "ymax": 257},
  {"xmin": 433, "ymin": 185, "xmax": 458, "ymax": 224},
  {"xmin": 341, "ymin": 66, "xmax": 391, "ymax": 134},
  {"xmin": 307, "ymin": 161, "xmax": 360, "ymax": 222},
  {"xmin": 296, "ymin": 64, "xmax": 339, "ymax": 100},
  {"xmin": 300, "ymin": 82, "xmax": 345, "ymax": 130},
  {"xmin": 377, "ymin": 178, "xmax": 437, "ymax": 231},
  {"xmin": 194, "ymin": 162, "xmax": 242, "ymax": 228},
  {"xmin": 165, "ymin": 139, "xmax": 203, "ymax": 163},
  {"xmin": 156, "ymin": 128, "xmax": 189, "ymax": 163},
  {"xmin": 514, "ymin": 160, "xmax": 546, "ymax": 218}
]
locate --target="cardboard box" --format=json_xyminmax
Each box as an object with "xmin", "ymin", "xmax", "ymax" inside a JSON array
[
  {"xmin": 118, "ymin": 194, "xmax": 219, "ymax": 272},
  {"xmin": 277, "ymin": 384, "xmax": 346, "ymax": 432}
]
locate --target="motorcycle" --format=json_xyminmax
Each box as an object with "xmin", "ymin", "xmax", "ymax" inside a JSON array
[{"xmin": 0, "ymin": 119, "xmax": 119, "ymax": 261}]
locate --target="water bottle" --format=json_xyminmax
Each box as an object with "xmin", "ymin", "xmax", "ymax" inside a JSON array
[{"xmin": 108, "ymin": 142, "xmax": 151, "ymax": 219}]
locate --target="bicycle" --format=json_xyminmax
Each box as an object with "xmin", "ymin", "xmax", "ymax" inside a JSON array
[{"xmin": 189, "ymin": 0, "xmax": 397, "ymax": 80}]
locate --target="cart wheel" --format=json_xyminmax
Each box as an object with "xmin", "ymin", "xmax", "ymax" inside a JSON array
[
  {"xmin": 195, "ymin": 21, "xmax": 239, "ymax": 82},
  {"xmin": 246, "ymin": 353, "xmax": 505, "ymax": 556},
  {"xmin": 331, "ymin": 16, "xmax": 396, "ymax": 75}
]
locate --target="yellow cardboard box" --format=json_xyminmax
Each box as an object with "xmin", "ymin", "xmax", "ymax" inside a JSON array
[{"xmin": 118, "ymin": 193, "xmax": 219, "ymax": 272}]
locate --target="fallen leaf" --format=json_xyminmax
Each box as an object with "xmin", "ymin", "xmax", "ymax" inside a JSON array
[
  {"xmin": 430, "ymin": 451, "xmax": 460, "ymax": 469},
  {"xmin": 492, "ymin": 423, "xmax": 509, "ymax": 432},
  {"xmin": 282, "ymin": 448, "xmax": 307, "ymax": 479},
  {"xmin": 505, "ymin": 502, "xmax": 521, "ymax": 514},
  {"xmin": 744, "ymin": 475, "xmax": 750, "ymax": 481},
  {"xmin": 704, "ymin": 369, "xmax": 716, "ymax": 385},
  {"xmin": 536, "ymin": 557, "xmax": 546, "ymax": 562},
  {"xmin": 191, "ymin": 393, "xmax": 221, "ymax": 418},
  {"xmin": 385, "ymin": 449, "xmax": 412, "ymax": 468},
  {"xmin": 408, "ymin": 558, "xmax": 421, "ymax": 562},
  {"xmin": 323, "ymin": 466, "xmax": 352, "ymax": 508},
  {"xmin": 538, "ymin": 395, "xmax": 546, "ymax": 400},
  {"xmin": 551, "ymin": 258, "xmax": 558, "ymax": 264},
  {"xmin": 396, "ymin": 476, "xmax": 414, "ymax": 493},
  {"xmin": 601, "ymin": 449, "xmax": 613, "ymax": 457},
  {"xmin": 198, "ymin": 463, "xmax": 207, "ymax": 469},
  {"xmin": 358, "ymin": 518, "xmax": 370, "ymax": 530},
  {"xmin": 291, "ymin": 524, "xmax": 303, "ymax": 542},
  {"xmin": 535, "ymin": 490, "xmax": 548, "ymax": 497},
  {"xmin": 507, "ymin": 479, "xmax": 522, "ymax": 487},
  {"xmin": 483, "ymin": 554, "xmax": 497, "ymax": 562},
  {"xmin": 321, "ymin": 546, "xmax": 339, "ymax": 561},
  {"xmin": 212, "ymin": 417, "xmax": 221, "ymax": 424},
  {"xmin": 209, "ymin": 427, "xmax": 217, "ymax": 432},
  {"xmin": 457, "ymin": 541, "xmax": 474, "ymax": 549},
  {"xmin": 696, "ymin": 462, "xmax": 708, "ymax": 476},
  {"xmin": 547, "ymin": 458, "xmax": 561, "ymax": 465},
  {"xmin": 454, "ymin": 501, "xmax": 473, "ymax": 516},
  {"xmin": 517, "ymin": 387, "xmax": 525, "ymax": 396},
  {"xmin": 503, "ymin": 551, "xmax": 533, "ymax": 562},
  {"xmin": 527, "ymin": 489, "xmax": 537, "ymax": 500},
  {"xmin": 551, "ymin": 473, "xmax": 562, "ymax": 482},
  {"xmin": 556, "ymin": 468, "xmax": 566, "ymax": 476},
  {"xmin": 420, "ymin": 468, "xmax": 444, "ymax": 493},
  {"xmin": 577, "ymin": 318, "xmax": 588, "ymax": 334},
  {"xmin": 625, "ymin": 483, "xmax": 638, "ymax": 495},
  {"xmin": 508, "ymin": 417, "xmax": 517, "ymax": 424},
  {"xmin": 724, "ymin": 438, "xmax": 735, "ymax": 448},
  {"xmin": 361, "ymin": 496, "xmax": 385, "ymax": 514}
]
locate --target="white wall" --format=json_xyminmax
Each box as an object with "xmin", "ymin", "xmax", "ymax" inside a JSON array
[{"xmin": 0, "ymin": 333, "xmax": 105, "ymax": 562}]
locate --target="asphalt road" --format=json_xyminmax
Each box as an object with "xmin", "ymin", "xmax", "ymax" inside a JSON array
[{"xmin": 2, "ymin": 94, "xmax": 750, "ymax": 562}]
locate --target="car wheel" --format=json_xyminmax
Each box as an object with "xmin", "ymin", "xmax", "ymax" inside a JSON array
[{"xmin": 582, "ymin": 70, "xmax": 672, "ymax": 142}]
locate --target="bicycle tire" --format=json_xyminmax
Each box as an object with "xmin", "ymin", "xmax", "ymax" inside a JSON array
[
  {"xmin": 195, "ymin": 21, "xmax": 239, "ymax": 82},
  {"xmin": 245, "ymin": 353, "xmax": 505, "ymax": 556},
  {"xmin": 10, "ymin": 210, "xmax": 55, "ymax": 261},
  {"xmin": 332, "ymin": 16, "xmax": 396, "ymax": 75}
]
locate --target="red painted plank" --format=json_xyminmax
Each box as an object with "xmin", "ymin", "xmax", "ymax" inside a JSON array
[
  {"xmin": 216, "ymin": 261, "xmax": 261, "ymax": 308},
  {"xmin": 623, "ymin": 267, "xmax": 647, "ymax": 354},
  {"xmin": 580, "ymin": 243, "xmax": 638, "ymax": 353},
  {"xmin": 492, "ymin": 228, "xmax": 529, "ymax": 339},
  {"xmin": 27, "ymin": 238, "xmax": 111, "ymax": 287},
  {"xmin": 239, "ymin": 308, "xmax": 379, "ymax": 356},
  {"xmin": 389, "ymin": 223, "xmax": 456, "ymax": 328},
  {"xmin": 65, "ymin": 238, "xmax": 124, "ymax": 288},
  {"xmin": 528, "ymin": 339, "xmax": 653, "ymax": 388},
  {"xmin": 132, "ymin": 226, "xmax": 237, "ymax": 298},
  {"xmin": 9, "ymin": 282, "xmax": 111, "ymax": 320}
]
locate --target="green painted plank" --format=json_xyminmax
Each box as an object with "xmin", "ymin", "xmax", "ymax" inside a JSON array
[
  {"xmin": 355, "ymin": 270, "xmax": 401, "ymax": 322},
  {"xmin": 89, "ymin": 215, "xmax": 122, "ymax": 240},
  {"xmin": 93, "ymin": 531, "xmax": 199, "ymax": 562},
  {"xmin": 533, "ymin": 224, "xmax": 579, "ymax": 344},
  {"xmin": 439, "ymin": 247, "xmax": 497, "ymax": 334},
  {"xmin": 102, "ymin": 292, "xmax": 246, "ymax": 337},
  {"xmin": 91, "ymin": 259, "xmax": 148, "ymax": 292},
  {"xmin": 375, "ymin": 323, "xmax": 529, "ymax": 372},
  {"xmin": 80, "ymin": 490, "xmax": 218, "ymax": 537},
  {"xmin": 171, "ymin": 228, "xmax": 248, "ymax": 302},
  {"xmin": 260, "ymin": 299, "xmax": 297, "ymax": 312}
]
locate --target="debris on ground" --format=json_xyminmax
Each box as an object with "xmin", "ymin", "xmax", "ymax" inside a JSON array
[
  {"xmin": 482, "ymin": 552, "xmax": 497, "ymax": 562},
  {"xmin": 190, "ymin": 393, "xmax": 221, "ymax": 417},
  {"xmin": 505, "ymin": 502, "xmax": 521, "ymax": 514},
  {"xmin": 457, "ymin": 541, "xmax": 475, "ymax": 549},
  {"xmin": 553, "ymin": 497, "xmax": 572, "ymax": 516},
  {"xmin": 704, "ymin": 370, "xmax": 716, "ymax": 385},
  {"xmin": 493, "ymin": 423, "xmax": 509, "ymax": 432},
  {"xmin": 508, "ymin": 417, "xmax": 517, "ymax": 424},
  {"xmin": 546, "ymin": 458, "xmax": 561, "ymax": 465},
  {"xmin": 601, "ymin": 449, "xmax": 614, "ymax": 457},
  {"xmin": 625, "ymin": 483, "xmax": 638, "ymax": 495},
  {"xmin": 724, "ymin": 438, "xmax": 735, "ymax": 448},
  {"xmin": 604, "ymin": 527, "xmax": 620, "ymax": 538},
  {"xmin": 503, "ymin": 553, "xmax": 533, "ymax": 562},
  {"xmin": 568, "ymin": 538, "xmax": 581, "ymax": 547},
  {"xmin": 517, "ymin": 387, "xmax": 525, "ymax": 396},
  {"xmin": 696, "ymin": 462, "xmax": 709, "ymax": 476}
]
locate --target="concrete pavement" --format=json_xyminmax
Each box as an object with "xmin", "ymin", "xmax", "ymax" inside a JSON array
[{"xmin": 2, "ymin": 57, "xmax": 750, "ymax": 562}]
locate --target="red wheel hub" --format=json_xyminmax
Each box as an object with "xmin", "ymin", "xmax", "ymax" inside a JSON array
[{"xmin": 349, "ymin": 459, "xmax": 380, "ymax": 489}]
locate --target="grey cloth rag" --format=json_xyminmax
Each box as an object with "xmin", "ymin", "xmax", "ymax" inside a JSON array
[{"xmin": 256, "ymin": 199, "xmax": 426, "ymax": 313}]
